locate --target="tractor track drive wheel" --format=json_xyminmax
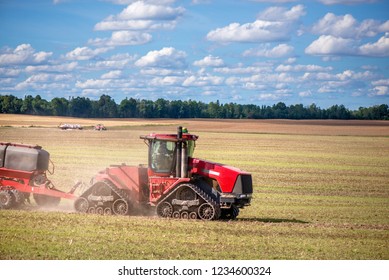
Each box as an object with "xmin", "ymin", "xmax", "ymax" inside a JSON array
[
  {"xmin": 198, "ymin": 203, "xmax": 217, "ymax": 220},
  {"xmin": 156, "ymin": 201, "xmax": 173, "ymax": 218},
  {"xmin": 74, "ymin": 197, "xmax": 89, "ymax": 213},
  {"xmin": 112, "ymin": 199, "xmax": 129, "ymax": 215}
]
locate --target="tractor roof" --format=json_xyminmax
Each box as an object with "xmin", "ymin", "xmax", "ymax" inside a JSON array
[{"xmin": 140, "ymin": 132, "xmax": 198, "ymax": 142}]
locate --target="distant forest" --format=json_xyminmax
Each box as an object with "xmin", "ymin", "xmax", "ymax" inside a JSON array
[{"xmin": 1, "ymin": 94, "xmax": 388, "ymax": 120}]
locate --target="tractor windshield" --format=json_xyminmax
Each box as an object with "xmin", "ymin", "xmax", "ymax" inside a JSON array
[{"xmin": 150, "ymin": 140, "xmax": 175, "ymax": 173}]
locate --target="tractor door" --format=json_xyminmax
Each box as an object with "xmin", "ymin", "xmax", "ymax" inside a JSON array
[{"xmin": 149, "ymin": 139, "xmax": 177, "ymax": 176}]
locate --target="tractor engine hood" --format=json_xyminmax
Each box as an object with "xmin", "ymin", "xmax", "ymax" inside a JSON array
[{"xmin": 189, "ymin": 157, "xmax": 253, "ymax": 195}]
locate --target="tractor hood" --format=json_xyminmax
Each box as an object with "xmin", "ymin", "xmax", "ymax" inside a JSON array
[{"xmin": 189, "ymin": 157, "xmax": 252, "ymax": 195}]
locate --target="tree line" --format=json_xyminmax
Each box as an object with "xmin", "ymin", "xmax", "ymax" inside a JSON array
[{"xmin": 0, "ymin": 94, "xmax": 388, "ymax": 120}]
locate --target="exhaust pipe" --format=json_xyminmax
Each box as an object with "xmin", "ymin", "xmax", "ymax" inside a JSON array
[
  {"xmin": 176, "ymin": 126, "xmax": 182, "ymax": 178},
  {"xmin": 181, "ymin": 141, "xmax": 188, "ymax": 178},
  {"xmin": 176, "ymin": 126, "xmax": 188, "ymax": 178}
]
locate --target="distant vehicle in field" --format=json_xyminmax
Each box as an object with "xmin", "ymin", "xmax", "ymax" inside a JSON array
[
  {"xmin": 58, "ymin": 123, "xmax": 83, "ymax": 130},
  {"xmin": 94, "ymin": 124, "xmax": 107, "ymax": 131}
]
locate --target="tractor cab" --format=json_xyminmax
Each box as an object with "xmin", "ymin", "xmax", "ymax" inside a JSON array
[{"xmin": 140, "ymin": 127, "xmax": 198, "ymax": 178}]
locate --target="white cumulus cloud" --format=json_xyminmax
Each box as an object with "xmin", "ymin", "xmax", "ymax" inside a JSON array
[
  {"xmin": 95, "ymin": 19, "xmax": 176, "ymax": 31},
  {"xmin": 95, "ymin": 1, "xmax": 184, "ymax": 31},
  {"xmin": 243, "ymin": 44, "xmax": 294, "ymax": 57},
  {"xmin": 182, "ymin": 74, "xmax": 224, "ymax": 87},
  {"xmin": 25, "ymin": 62, "xmax": 78, "ymax": 73},
  {"xmin": 0, "ymin": 67, "xmax": 21, "ymax": 77},
  {"xmin": 0, "ymin": 44, "xmax": 52, "ymax": 66},
  {"xmin": 308, "ymin": 12, "xmax": 389, "ymax": 58},
  {"xmin": 257, "ymin": 4, "xmax": 305, "ymax": 22},
  {"xmin": 193, "ymin": 55, "xmax": 224, "ymax": 67},
  {"xmin": 15, "ymin": 73, "xmax": 72, "ymax": 91},
  {"xmin": 207, "ymin": 21, "xmax": 292, "ymax": 43},
  {"xmin": 276, "ymin": 64, "xmax": 333, "ymax": 72},
  {"xmin": 135, "ymin": 47, "xmax": 187, "ymax": 68},
  {"xmin": 206, "ymin": 5, "xmax": 305, "ymax": 43},
  {"xmin": 312, "ymin": 13, "xmax": 389, "ymax": 39},
  {"xmin": 372, "ymin": 79, "xmax": 389, "ymax": 86},
  {"xmin": 305, "ymin": 35, "xmax": 357, "ymax": 55},
  {"xmin": 101, "ymin": 70, "xmax": 123, "ymax": 79},
  {"xmin": 91, "ymin": 53, "xmax": 136, "ymax": 70},
  {"xmin": 89, "ymin": 31, "xmax": 152, "ymax": 47},
  {"xmin": 258, "ymin": 93, "xmax": 292, "ymax": 101},
  {"xmin": 150, "ymin": 76, "xmax": 183, "ymax": 86},
  {"xmin": 359, "ymin": 33, "xmax": 389, "ymax": 57},
  {"xmin": 371, "ymin": 86, "xmax": 389, "ymax": 96},
  {"xmin": 65, "ymin": 46, "xmax": 111, "ymax": 60},
  {"xmin": 76, "ymin": 79, "xmax": 112, "ymax": 89},
  {"xmin": 306, "ymin": 33, "xmax": 389, "ymax": 57},
  {"xmin": 117, "ymin": 1, "xmax": 184, "ymax": 20},
  {"xmin": 299, "ymin": 90, "xmax": 313, "ymax": 97}
]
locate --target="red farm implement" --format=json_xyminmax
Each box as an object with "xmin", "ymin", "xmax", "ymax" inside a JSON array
[{"xmin": 0, "ymin": 142, "xmax": 78, "ymax": 209}]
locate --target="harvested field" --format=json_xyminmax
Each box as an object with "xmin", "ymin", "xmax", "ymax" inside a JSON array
[{"xmin": 0, "ymin": 114, "xmax": 388, "ymax": 260}]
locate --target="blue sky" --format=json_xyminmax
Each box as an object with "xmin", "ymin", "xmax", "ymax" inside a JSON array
[{"xmin": 0, "ymin": 0, "xmax": 388, "ymax": 109}]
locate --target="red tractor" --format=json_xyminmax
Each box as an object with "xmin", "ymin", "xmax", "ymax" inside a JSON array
[
  {"xmin": 74, "ymin": 127, "xmax": 252, "ymax": 220},
  {"xmin": 0, "ymin": 142, "xmax": 79, "ymax": 209}
]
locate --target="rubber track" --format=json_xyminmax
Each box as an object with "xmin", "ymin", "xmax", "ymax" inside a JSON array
[
  {"xmin": 157, "ymin": 182, "xmax": 221, "ymax": 220},
  {"xmin": 80, "ymin": 179, "xmax": 131, "ymax": 213}
]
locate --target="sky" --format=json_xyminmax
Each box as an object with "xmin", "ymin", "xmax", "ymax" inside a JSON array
[{"xmin": 0, "ymin": 0, "xmax": 388, "ymax": 109}]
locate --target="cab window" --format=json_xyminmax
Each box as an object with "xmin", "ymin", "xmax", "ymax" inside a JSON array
[
  {"xmin": 187, "ymin": 140, "xmax": 195, "ymax": 158},
  {"xmin": 150, "ymin": 140, "xmax": 176, "ymax": 173}
]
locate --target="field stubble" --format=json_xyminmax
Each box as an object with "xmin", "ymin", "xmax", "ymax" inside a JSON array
[{"xmin": 0, "ymin": 117, "xmax": 388, "ymax": 259}]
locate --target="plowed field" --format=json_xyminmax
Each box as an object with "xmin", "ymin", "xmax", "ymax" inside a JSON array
[{"xmin": 1, "ymin": 115, "xmax": 388, "ymax": 259}]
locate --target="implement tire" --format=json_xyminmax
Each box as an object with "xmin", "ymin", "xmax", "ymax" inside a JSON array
[{"xmin": 0, "ymin": 190, "xmax": 15, "ymax": 209}]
